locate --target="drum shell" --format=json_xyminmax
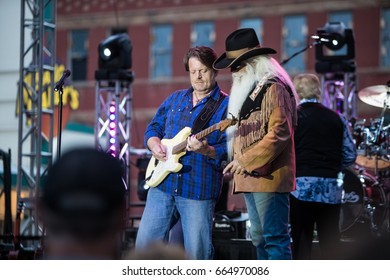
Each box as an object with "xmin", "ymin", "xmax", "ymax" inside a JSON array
[{"xmin": 339, "ymin": 168, "xmax": 387, "ymax": 237}]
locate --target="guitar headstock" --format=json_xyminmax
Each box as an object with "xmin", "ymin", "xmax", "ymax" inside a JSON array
[{"xmin": 218, "ymin": 116, "xmax": 238, "ymax": 131}]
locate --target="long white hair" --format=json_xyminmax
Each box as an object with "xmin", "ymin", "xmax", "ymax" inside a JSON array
[{"xmin": 226, "ymin": 55, "xmax": 298, "ymax": 159}]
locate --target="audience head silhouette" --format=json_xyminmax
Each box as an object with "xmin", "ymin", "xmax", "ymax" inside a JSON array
[{"xmin": 39, "ymin": 147, "xmax": 126, "ymax": 259}]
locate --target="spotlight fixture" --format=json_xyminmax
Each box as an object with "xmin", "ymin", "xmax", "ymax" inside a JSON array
[
  {"xmin": 314, "ymin": 21, "xmax": 355, "ymax": 73},
  {"xmin": 98, "ymin": 33, "xmax": 132, "ymax": 71}
]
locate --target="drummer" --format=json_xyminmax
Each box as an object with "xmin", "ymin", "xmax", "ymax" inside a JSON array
[{"xmin": 289, "ymin": 73, "xmax": 357, "ymax": 260}]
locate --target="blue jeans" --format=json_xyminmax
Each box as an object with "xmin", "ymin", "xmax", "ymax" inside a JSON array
[
  {"xmin": 135, "ymin": 187, "xmax": 215, "ymax": 260},
  {"xmin": 244, "ymin": 192, "xmax": 292, "ymax": 260}
]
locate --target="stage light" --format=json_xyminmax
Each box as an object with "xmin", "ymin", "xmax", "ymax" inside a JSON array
[
  {"xmin": 330, "ymin": 37, "xmax": 342, "ymax": 49},
  {"xmin": 98, "ymin": 33, "xmax": 132, "ymax": 71},
  {"xmin": 103, "ymin": 48, "xmax": 112, "ymax": 58},
  {"xmin": 314, "ymin": 21, "xmax": 355, "ymax": 73},
  {"xmin": 108, "ymin": 101, "xmax": 117, "ymax": 157},
  {"xmin": 315, "ymin": 22, "xmax": 354, "ymax": 60},
  {"xmin": 315, "ymin": 24, "xmax": 346, "ymax": 51}
]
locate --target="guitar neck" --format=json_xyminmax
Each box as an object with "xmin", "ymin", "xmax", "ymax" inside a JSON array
[{"xmin": 172, "ymin": 123, "xmax": 219, "ymax": 154}]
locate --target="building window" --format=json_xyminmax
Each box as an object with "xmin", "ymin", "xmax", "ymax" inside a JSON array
[
  {"xmin": 380, "ymin": 8, "xmax": 390, "ymax": 67},
  {"xmin": 151, "ymin": 24, "xmax": 172, "ymax": 79},
  {"xmin": 329, "ymin": 11, "xmax": 353, "ymax": 28},
  {"xmin": 70, "ymin": 30, "xmax": 88, "ymax": 81},
  {"xmin": 282, "ymin": 15, "xmax": 307, "ymax": 73},
  {"xmin": 240, "ymin": 18, "xmax": 263, "ymax": 43},
  {"xmin": 191, "ymin": 21, "xmax": 215, "ymax": 47},
  {"xmin": 328, "ymin": 11, "xmax": 353, "ymax": 57}
]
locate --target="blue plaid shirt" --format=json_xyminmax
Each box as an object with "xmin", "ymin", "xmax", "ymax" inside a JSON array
[{"xmin": 144, "ymin": 85, "xmax": 229, "ymax": 200}]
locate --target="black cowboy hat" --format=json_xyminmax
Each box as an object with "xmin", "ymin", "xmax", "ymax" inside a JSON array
[{"xmin": 213, "ymin": 28, "xmax": 276, "ymax": 70}]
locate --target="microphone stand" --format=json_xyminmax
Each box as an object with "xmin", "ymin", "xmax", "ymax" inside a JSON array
[
  {"xmin": 54, "ymin": 70, "xmax": 71, "ymax": 159},
  {"xmin": 56, "ymin": 85, "xmax": 64, "ymax": 159}
]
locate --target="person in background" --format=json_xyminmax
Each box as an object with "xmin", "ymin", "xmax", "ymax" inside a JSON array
[
  {"xmin": 135, "ymin": 46, "xmax": 229, "ymax": 260},
  {"xmin": 290, "ymin": 73, "xmax": 357, "ymax": 259},
  {"xmin": 214, "ymin": 28, "xmax": 298, "ymax": 260},
  {"xmin": 37, "ymin": 147, "xmax": 127, "ymax": 259}
]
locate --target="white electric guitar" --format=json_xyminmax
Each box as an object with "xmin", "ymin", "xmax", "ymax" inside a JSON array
[{"xmin": 145, "ymin": 118, "xmax": 237, "ymax": 187}]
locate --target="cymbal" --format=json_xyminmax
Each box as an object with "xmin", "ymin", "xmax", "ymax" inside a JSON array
[{"xmin": 358, "ymin": 85, "xmax": 389, "ymax": 108}]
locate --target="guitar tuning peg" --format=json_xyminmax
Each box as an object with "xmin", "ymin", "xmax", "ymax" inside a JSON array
[{"xmin": 228, "ymin": 113, "xmax": 238, "ymax": 123}]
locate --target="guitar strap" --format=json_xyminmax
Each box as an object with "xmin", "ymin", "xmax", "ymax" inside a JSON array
[
  {"xmin": 191, "ymin": 91, "xmax": 226, "ymax": 134},
  {"xmin": 239, "ymin": 76, "xmax": 293, "ymax": 121}
]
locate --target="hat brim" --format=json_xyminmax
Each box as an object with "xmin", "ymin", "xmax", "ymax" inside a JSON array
[{"xmin": 213, "ymin": 47, "xmax": 277, "ymax": 70}]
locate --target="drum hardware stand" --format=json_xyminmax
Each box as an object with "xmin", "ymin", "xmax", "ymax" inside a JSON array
[
  {"xmin": 361, "ymin": 174, "xmax": 387, "ymax": 238},
  {"xmin": 373, "ymin": 147, "xmax": 380, "ymax": 179},
  {"xmin": 372, "ymin": 84, "xmax": 389, "ymax": 146},
  {"xmin": 371, "ymin": 87, "xmax": 389, "ymax": 205},
  {"xmin": 384, "ymin": 82, "xmax": 390, "ymax": 240},
  {"xmin": 367, "ymin": 203, "xmax": 382, "ymax": 238},
  {"xmin": 374, "ymin": 82, "xmax": 389, "ymax": 177}
]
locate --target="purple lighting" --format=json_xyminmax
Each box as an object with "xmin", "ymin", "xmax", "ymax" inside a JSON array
[{"xmin": 108, "ymin": 101, "xmax": 117, "ymax": 157}]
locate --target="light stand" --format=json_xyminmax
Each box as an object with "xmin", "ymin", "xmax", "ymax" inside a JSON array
[
  {"xmin": 95, "ymin": 32, "xmax": 134, "ymax": 232},
  {"xmin": 314, "ymin": 21, "xmax": 357, "ymax": 120}
]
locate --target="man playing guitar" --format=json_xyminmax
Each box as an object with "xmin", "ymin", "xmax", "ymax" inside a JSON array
[{"xmin": 135, "ymin": 46, "xmax": 230, "ymax": 260}]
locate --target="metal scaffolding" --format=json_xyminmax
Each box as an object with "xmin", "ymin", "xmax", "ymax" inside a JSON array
[
  {"xmin": 16, "ymin": 0, "xmax": 56, "ymax": 248},
  {"xmin": 314, "ymin": 22, "xmax": 357, "ymax": 120},
  {"xmin": 320, "ymin": 71, "xmax": 358, "ymax": 120},
  {"xmin": 94, "ymin": 72, "xmax": 134, "ymax": 224}
]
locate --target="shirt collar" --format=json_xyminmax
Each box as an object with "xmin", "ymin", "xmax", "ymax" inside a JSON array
[{"xmin": 187, "ymin": 83, "xmax": 220, "ymax": 101}]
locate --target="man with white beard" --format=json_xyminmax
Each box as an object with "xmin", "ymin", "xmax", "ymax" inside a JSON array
[{"xmin": 213, "ymin": 28, "xmax": 298, "ymax": 260}]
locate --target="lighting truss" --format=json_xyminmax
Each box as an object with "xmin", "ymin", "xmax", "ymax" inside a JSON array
[
  {"xmin": 321, "ymin": 72, "xmax": 358, "ymax": 120},
  {"xmin": 314, "ymin": 21, "xmax": 357, "ymax": 120},
  {"xmin": 95, "ymin": 77, "xmax": 133, "ymax": 189},
  {"xmin": 16, "ymin": 0, "xmax": 56, "ymax": 249}
]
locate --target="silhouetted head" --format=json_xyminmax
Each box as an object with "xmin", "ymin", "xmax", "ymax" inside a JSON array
[{"xmin": 40, "ymin": 147, "xmax": 126, "ymax": 243}]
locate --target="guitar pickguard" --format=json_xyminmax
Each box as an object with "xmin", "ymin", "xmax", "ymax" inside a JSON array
[{"xmin": 145, "ymin": 127, "xmax": 191, "ymax": 187}]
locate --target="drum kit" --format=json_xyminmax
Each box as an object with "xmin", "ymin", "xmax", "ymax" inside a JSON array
[{"xmin": 339, "ymin": 82, "xmax": 390, "ymax": 239}]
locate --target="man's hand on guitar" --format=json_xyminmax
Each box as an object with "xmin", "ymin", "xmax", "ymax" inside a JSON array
[
  {"xmin": 144, "ymin": 119, "xmax": 234, "ymax": 187},
  {"xmin": 148, "ymin": 137, "xmax": 167, "ymax": 162},
  {"xmin": 186, "ymin": 135, "xmax": 214, "ymax": 158}
]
